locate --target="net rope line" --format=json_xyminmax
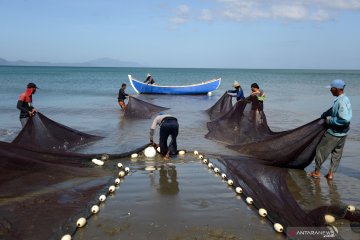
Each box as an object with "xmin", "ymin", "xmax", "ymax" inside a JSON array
[
  {"xmin": 190, "ymin": 150, "xmax": 359, "ymax": 238},
  {"xmin": 62, "ymin": 148, "xmax": 359, "ymax": 239},
  {"xmin": 60, "ymin": 157, "xmax": 132, "ymax": 240}
]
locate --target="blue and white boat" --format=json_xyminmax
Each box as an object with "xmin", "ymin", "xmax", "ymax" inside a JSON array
[{"xmin": 128, "ymin": 75, "xmax": 221, "ymax": 95}]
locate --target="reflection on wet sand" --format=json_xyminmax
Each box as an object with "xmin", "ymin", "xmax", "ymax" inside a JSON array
[
  {"xmin": 287, "ymin": 169, "xmax": 342, "ymax": 210},
  {"xmin": 157, "ymin": 165, "xmax": 179, "ymax": 195}
]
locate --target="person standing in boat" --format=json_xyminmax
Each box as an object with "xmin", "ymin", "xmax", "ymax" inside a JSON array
[
  {"xmin": 150, "ymin": 112, "xmax": 179, "ymax": 160},
  {"xmin": 144, "ymin": 73, "xmax": 155, "ymax": 85},
  {"xmin": 17, "ymin": 82, "xmax": 38, "ymax": 128},
  {"xmin": 227, "ymin": 81, "xmax": 245, "ymax": 101},
  {"xmin": 118, "ymin": 83, "xmax": 128, "ymax": 110}
]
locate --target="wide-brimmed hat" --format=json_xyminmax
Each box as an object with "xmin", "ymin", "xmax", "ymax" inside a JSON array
[
  {"xmin": 327, "ymin": 79, "xmax": 345, "ymax": 89},
  {"xmin": 27, "ymin": 82, "xmax": 39, "ymax": 89},
  {"xmin": 233, "ymin": 81, "xmax": 240, "ymax": 88}
]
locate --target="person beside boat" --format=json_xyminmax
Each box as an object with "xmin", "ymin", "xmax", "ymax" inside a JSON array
[
  {"xmin": 150, "ymin": 112, "xmax": 179, "ymax": 160},
  {"xmin": 118, "ymin": 83, "xmax": 128, "ymax": 110},
  {"xmin": 309, "ymin": 79, "xmax": 352, "ymax": 180},
  {"xmin": 144, "ymin": 73, "xmax": 155, "ymax": 85},
  {"xmin": 227, "ymin": 81, "xmax": 245, "ymax": 101},
  {"xmin": 17, "ymin": 82, "xmax": 38, "ymax": 127}
]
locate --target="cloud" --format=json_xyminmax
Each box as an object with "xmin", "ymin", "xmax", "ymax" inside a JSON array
[
  {"xmin": 169, "ymin": 5, "xmax": 190, "ymax": 27},
  {"xmin": 167, "ymin": 0, "xmax": 360, "ymax": 26},
  {"xmin": 199, "ymin": 9, "xmax": 214, "ymax": 21},
  {"xmin": 197, "ymin": 0, "xmax": 360, "ymax": 22}
]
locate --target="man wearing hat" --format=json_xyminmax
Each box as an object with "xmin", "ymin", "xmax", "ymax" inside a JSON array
[
  {"xmin": 144, "ymin": 73, "xmax": 155, "ymax": 85},
  {"xmin": 227, "ymin": 81, "xmax": 244, "ymax": 101},
  {"xmin": 309, "ymin": 79, "xmax": 352, "ymax": 180},
  {"xmin": 16, "ymin": 82, "xmax": 38, "ymax": 127}
]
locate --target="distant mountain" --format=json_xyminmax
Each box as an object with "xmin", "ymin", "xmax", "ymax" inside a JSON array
[{"xmin": 0, "ymin": 57, "xmax": 142, "ymax": 67}]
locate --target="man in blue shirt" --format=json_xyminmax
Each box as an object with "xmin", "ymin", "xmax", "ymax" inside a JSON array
[
  {"xmin": 309, "ymin": 79, "xmax": 352, "ymax": 180},
  {"xmin": 227, "ymin": 81, "xmax": 245, "ymax": 101}
]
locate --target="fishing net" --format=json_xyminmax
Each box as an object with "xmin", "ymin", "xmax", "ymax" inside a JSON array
[
  {"xmin": 206, "ymin": 95, "xmax": 360, "ymax": 237},
  {"xmin": 206, "ymin": 99, "xmax": 327, "ymax": 169},
  {"xmin": 12, "ymin": 112, "xmax": 102, "ymax": 151},
  {"xmin": 0, "ymin": 140, "xmax": 107, "ymax": 240},
  {"xmin": 0, "ymin": 109, "xmax": 151, "ymax": 239},
  {"xmin": 0, "ymin": 139, "xmax": 149, "ymax": 240},
  {"xmin": 124, "ymin": 96, "xmax": 170, "ymax": 119},
  {"xmin": 206, "ymin": 91, "xmax": 233, "ymax": 120},
  {"xmin": 206, "ymin": 100, "xmax": 274, "ymax": 145},
  {"xmin": 216, "ymin": 157, "xmax": 360, "ymax": 238}
]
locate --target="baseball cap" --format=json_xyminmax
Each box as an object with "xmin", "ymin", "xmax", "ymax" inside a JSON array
[
  {"xmin": 327, "ymin": 79, "xmax": 345, "ymax": 89},
  {"xmin": 27, "ymin": 82, "xmax": 39, "ymax": 89}
]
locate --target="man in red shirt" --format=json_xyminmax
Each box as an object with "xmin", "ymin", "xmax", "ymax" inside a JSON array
[{"xmin": 17, "ymin": 82, "xmax": 38, "ymax": 127}]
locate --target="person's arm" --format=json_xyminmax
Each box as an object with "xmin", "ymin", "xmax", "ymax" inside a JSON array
[
  {"xmin": 328, "ymin": 98, "xmax": 351, "ymax": 126},
  {"xmin": 17, "ymin": 100, "xmax": 28, "ymax": 113},
  {"xmin": 150, "ymin": 116, "xmax": 161, "ymax": 142},
  {"xmin": 320, "ymin": 107, "xmax": 332, "ymax": 119}
]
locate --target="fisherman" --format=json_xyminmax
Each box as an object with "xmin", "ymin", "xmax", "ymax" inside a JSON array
[
  {"xmin": 144, "ymin": 73, "xmax": 155, "ymax": 85},
  {"xmin": 309, "ymin": 79, "xmax": 352, "ymax": 180},
  {"xmin": 118, "ymin": 83, "xmax": 128, "ymax": 110},
  {"xmin": 150, "ymin": 112, "xmax": 179, "ymax": 160},
  {"xmin": 227, "ymin": 81, "xmax": 245, "ymax": 101},
  {"xmin": 17, "ymin": 82, "xmax": 38, "ymax": 127},
  {"xmin": 248, "ymin": 83, "xmax": 266, "ymax": 111}
]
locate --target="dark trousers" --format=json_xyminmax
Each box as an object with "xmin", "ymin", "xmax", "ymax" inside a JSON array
[{"xmin": 159, "ymin": 119, "xmax": 179, "ymax": 156}]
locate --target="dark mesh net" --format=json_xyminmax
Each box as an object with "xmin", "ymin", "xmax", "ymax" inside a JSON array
[
  {"xmin": 12, "ymin": 112, "xmax": 102, "ymax": 151},
  {"xmin": 0, "ymin": 141, "xmax": 109, "ymax": 240},
  {"xmin": 0, "ymin": 111, "xmax": 150, "ymax": 239},
  {"xmin": 124, "ymin": 96, "xmax": 169, "ymax": 119},
  {"xmin": 217, "ymin": 157, "xmax": 360, "ymax": 238},
  {"xmin": 229, "ymin": 119, "xmax": 326, "ymax": 169},
  {"xmin": 206, "ymin": 97, "xmax": 359, "ymax": 237},
  {"xmin": 206, "ymin": 101, "xmax": 274, "ymax": 145},
  {"xmin": 206, "ymin": 91, "xmax": 233, "ymax": 120},
  {"xmin": 206, "ymin": 100, "xmax": 327, "ymax": 168}
]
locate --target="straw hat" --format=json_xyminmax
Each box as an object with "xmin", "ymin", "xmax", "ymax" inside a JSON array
[{"xmin": 233, "ymin": 81, "xmax": 240, "ymax": 88}]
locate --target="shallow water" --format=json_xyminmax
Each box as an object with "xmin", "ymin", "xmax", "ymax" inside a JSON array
[{"xmin": 0, "ymin": 66, "xmax": 359, "ymax": 239}]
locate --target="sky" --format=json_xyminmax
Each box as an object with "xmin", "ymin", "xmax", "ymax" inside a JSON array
[{"xmin": 1, "ymin": 0, "xmax": 360, "ymax": 69}]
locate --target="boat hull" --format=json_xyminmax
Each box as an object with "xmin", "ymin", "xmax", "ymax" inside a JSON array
[{"xmin": 128, "ymin": 75, "xmax": 221, "ymax": 95}]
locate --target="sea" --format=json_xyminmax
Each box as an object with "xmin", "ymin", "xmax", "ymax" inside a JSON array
[{"xmin": 0, "ymin": 66, "xmax": 359, "ymax": 239}]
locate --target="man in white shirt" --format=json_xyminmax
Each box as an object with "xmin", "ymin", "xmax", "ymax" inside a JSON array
[{"xmin": 150, "ymin": 113, "xmax": 179, "ymax": 159}]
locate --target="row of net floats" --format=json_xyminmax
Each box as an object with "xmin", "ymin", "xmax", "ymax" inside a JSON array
[
  {"xmin": 191, "ymin": 150, "xmax": 357, "ymax": 236},
  {"xmin": 61, "ymin": 154, "xmax": 131, "ymax": 240}
]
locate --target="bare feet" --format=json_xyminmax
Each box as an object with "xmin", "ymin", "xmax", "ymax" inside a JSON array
[{"xmin": 308, "ymin": 170, "xmax": 321, "ymax": 179}]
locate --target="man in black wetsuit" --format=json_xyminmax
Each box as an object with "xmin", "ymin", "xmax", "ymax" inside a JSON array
[
  {"xmin": 16, "ymin": 82, "xmax": 38, "ymax": 127},
  {"xmin": 150, "ymin": 113, "xmax": 179, "ymax": 160}
]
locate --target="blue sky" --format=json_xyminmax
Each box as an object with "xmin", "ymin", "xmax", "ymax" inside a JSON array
[{"xmin": 1, "ymin": 0, "xmax": 360, "ymax": 69}]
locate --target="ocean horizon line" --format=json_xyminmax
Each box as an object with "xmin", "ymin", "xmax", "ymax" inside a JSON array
[{"xmin": 0, "ymin": 65, "xmax": 359, "ymax": 71}]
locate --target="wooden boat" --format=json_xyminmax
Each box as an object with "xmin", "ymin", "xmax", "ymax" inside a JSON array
[{"xmin": 128, "ymin": 75, "xmax": 221, "ymax": 95}]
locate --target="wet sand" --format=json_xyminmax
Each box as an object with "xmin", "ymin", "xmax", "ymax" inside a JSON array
[{"xmin": 70, "ymin": 148, "xmax": 360, "ymax": 240}]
